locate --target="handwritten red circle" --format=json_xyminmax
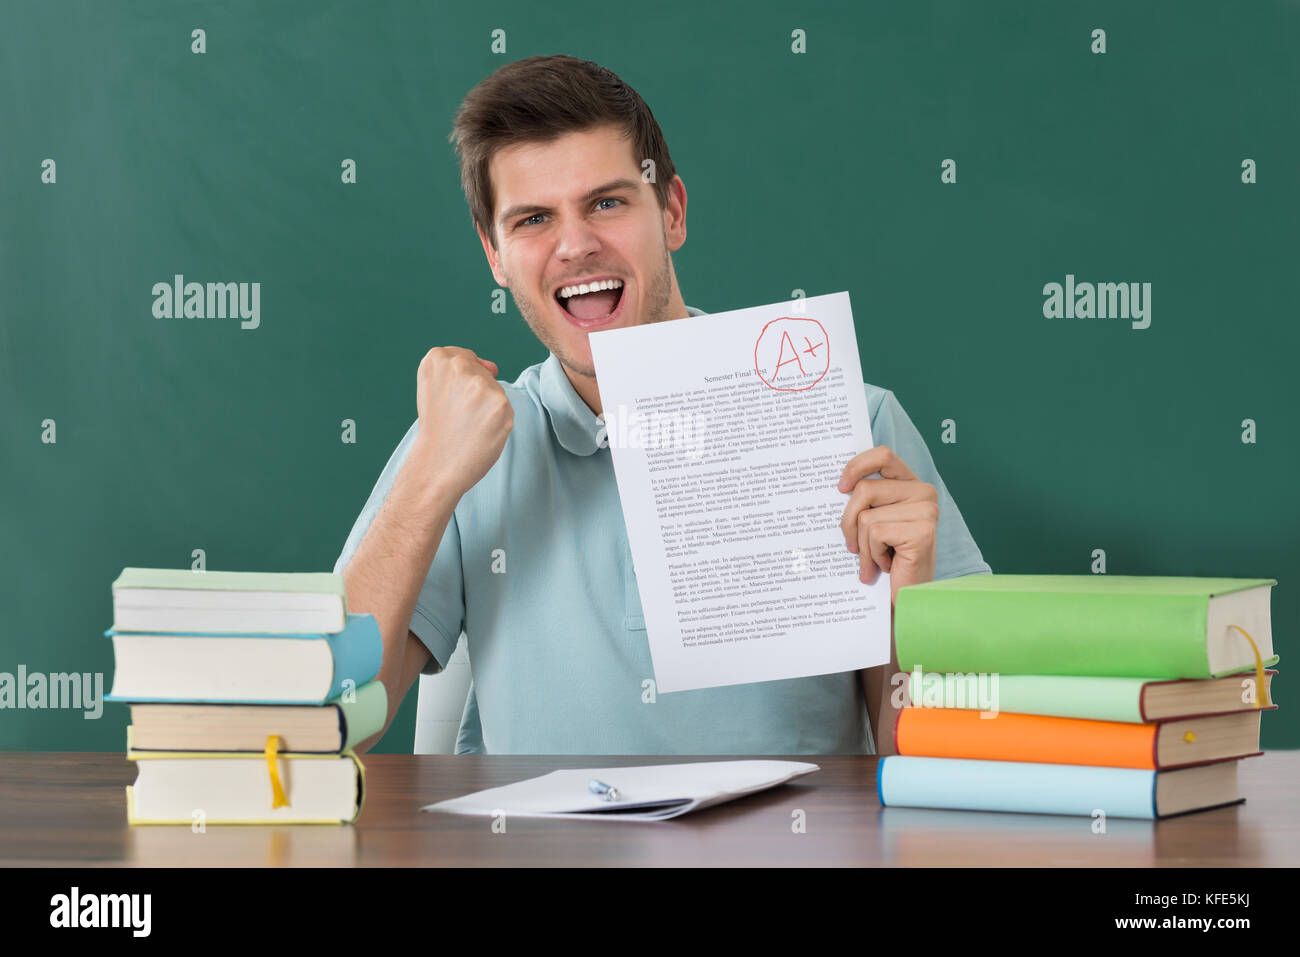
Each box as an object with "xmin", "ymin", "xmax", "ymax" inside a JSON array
[{"xmin": 753, "ymin": 316, "xmax": 830, "ymax": 392}]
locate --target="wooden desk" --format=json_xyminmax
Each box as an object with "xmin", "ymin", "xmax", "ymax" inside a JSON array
[{"xmin": 2, "ymin": 751, "xmax": 1296, "ymax": 866}]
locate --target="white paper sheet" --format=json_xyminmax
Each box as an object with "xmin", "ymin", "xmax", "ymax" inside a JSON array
[
  {"xmin": 589, "ymin": 291, "xmax": 890, "ymax": 693},
  {"xmin": 419, "ymin": 760, "xmax": 820, "ymax": 821}
]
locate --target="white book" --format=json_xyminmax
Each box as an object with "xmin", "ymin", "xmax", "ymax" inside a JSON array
[
  {"xmin": 127, "ymin": 751, "xmax": 363, "ymax": 824},
  {"xmin": 420, "ymin": 760, "xmax": 820, "ymax": 822}
]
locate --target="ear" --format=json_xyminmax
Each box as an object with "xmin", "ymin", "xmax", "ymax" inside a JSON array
[
  {"xmin": 477, "ymin": 223, "xmax": 508, "ymax": 286},
  {"xmin": 662, "ymin": 174, "xmax": 687, "ymax": 253}
]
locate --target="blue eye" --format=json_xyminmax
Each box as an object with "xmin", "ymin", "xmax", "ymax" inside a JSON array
[{"xmin": 518, "ymin": 198, "xmax": 621, "ymax": 228}]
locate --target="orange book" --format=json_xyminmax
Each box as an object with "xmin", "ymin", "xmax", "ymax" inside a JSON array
[{"xmin": 893, "ymin": 706, "xmax": 1262, "ymax": 770}]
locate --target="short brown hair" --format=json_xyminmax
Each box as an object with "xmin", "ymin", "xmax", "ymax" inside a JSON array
[{"xmin": 449, "ymin": 55, "xmax": 678, "ymax": 251}]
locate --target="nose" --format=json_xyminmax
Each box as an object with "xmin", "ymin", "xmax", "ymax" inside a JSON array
[{"xmin": 553, "ymin": 211, "xmax": 602, "ymax": 263}]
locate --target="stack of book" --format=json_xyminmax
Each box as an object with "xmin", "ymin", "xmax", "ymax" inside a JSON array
[
  {"xmin": 105, "ymin": 568, "xmax": 386, "ymax": 825},
  {"xmin": 880, "ymin": 576, "xmax": 1279, "ymax": 819}
]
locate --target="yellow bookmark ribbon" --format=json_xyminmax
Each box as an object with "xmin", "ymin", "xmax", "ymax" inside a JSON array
[
  {"xmin": 1227, "ymin": 624, "xmax": 1272, "ymax": 709},
  {"xmin": 265, "ymin": 734, "xmax": 290, "ymax": 809}
]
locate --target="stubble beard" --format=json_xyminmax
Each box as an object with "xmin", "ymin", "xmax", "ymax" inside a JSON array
[{"xmin": 510, "ymin": 235, "xmax": 675, "ymax": 380}]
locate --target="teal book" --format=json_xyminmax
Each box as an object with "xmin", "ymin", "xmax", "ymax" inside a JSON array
[
  {"xmin": 105, "ymin": 613, "xmax": 382, "ymax": 704},
  {"xmin": 877, "ymin": 755, "xmax": 1247, "ymax": 819},
  {"xmin": 894, "ymin": 575, "xmax": 1277, "ymax": 679}
]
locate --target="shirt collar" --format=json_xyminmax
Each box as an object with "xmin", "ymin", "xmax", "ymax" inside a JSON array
[{"xmin": 540, "ymin": 304, "xmax": 706, "ymax": 456}]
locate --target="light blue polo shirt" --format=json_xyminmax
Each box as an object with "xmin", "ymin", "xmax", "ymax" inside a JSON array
[{"xmin": 334, "ymin": 305, "xmax": 992, "ymax": 754}]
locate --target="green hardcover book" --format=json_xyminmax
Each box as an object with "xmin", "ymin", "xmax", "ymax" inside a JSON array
[{"xmin": 894, "ymin": 575, "xmax": 1277, "ymax": 679}]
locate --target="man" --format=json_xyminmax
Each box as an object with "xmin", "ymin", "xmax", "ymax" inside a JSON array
[{"xmin": 334, "ymin": 55, "xmax": 991, "ymax": 755}]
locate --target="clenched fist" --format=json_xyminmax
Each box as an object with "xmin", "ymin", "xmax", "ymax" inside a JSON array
[{"xmin": 411, "ymin": 346, "xmax": 514, "ymax": 499}]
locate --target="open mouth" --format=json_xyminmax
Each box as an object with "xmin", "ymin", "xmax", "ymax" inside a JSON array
[{"xmin": 554, "ymin": 279, "xmax": 626, "ymax": 328}]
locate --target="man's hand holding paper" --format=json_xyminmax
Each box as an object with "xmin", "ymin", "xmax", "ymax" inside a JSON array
[{"xmin": 837, "ymin": 444, "xmax": 939, "ymax": 606}]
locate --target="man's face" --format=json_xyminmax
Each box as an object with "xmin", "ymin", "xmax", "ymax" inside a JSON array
[{"xmin": 478, "ymin": 123, "xmax": 687, "ymax": 381}]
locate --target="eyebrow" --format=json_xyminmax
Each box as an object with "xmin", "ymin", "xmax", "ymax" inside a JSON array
[{"xmin": 498, "ymin": 178, "xmax": 642, "ymax": 228}]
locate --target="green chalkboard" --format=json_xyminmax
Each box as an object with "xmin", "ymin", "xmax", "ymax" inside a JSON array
[{"xmin": 2, "ymin": 0, "xmax": 1296, "ymax": 751}]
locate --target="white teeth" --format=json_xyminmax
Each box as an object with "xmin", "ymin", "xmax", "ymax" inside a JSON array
[{"xmin": 557, "ymin": 278, "xmax": 623, "ymax": 300}]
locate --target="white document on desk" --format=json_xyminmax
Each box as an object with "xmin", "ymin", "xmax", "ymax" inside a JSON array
[
  {"xmin": 420, "ymin": 760, "xmax": 820, "ymax": 822},
  {"xmin": 589, "ymin": 290, "xmax": 890, "ymax": 693}
]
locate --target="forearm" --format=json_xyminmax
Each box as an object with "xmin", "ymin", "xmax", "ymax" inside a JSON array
[
  {"xmin": 861, "ymin": 620, "xmax": 901, "ymax": 756},
  {"xmin": 342, "ymin": 440, "xmax": 461, "ymax": 737}
]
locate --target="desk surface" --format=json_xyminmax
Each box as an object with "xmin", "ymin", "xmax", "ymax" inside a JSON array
[{"xmin": 2, "ymin": 751, "xmax": 1296, "ymax": 866}]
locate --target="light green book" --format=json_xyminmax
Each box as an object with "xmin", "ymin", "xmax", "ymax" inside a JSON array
[
  {"xmin": 114, "ymin": 568, "xmax": 345, "ymax": 593},
  {"xmin": 112, "ymin": 567, "xmax": 347, "ymax": 634},
  {"xmin": 894, "ymin": 575, "xmax": 1277, "ymax": 679},
  {"xmin": 905, "ymin": 670, "xmax": 1278, "ymax": 722}
]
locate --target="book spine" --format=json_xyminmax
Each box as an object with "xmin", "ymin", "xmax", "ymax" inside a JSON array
[
  {"xmin": 337, "ymin": 680, "xmax": 388, "ymax": 751},
  {"xmin": 878, "ymin": 756, "xmax": 1159, "ymax": 818},
  {"xmin": 894, "ymin": 590, "xmax": 1212, "ymax": 677},
  {"xmin": 906, "ymin": 672, "xmax": 1149, "ymax": 722},
  {"xmin": 323, "ymin": 616, "xmax": 383, "ymax": 702},
  {"xmin": 895, "ymin": 708, "xmax": 1158, "ymax": 768},
  {"xmin": 346, "ymin": 751, "xmax": 365, "ymax": 824}
]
